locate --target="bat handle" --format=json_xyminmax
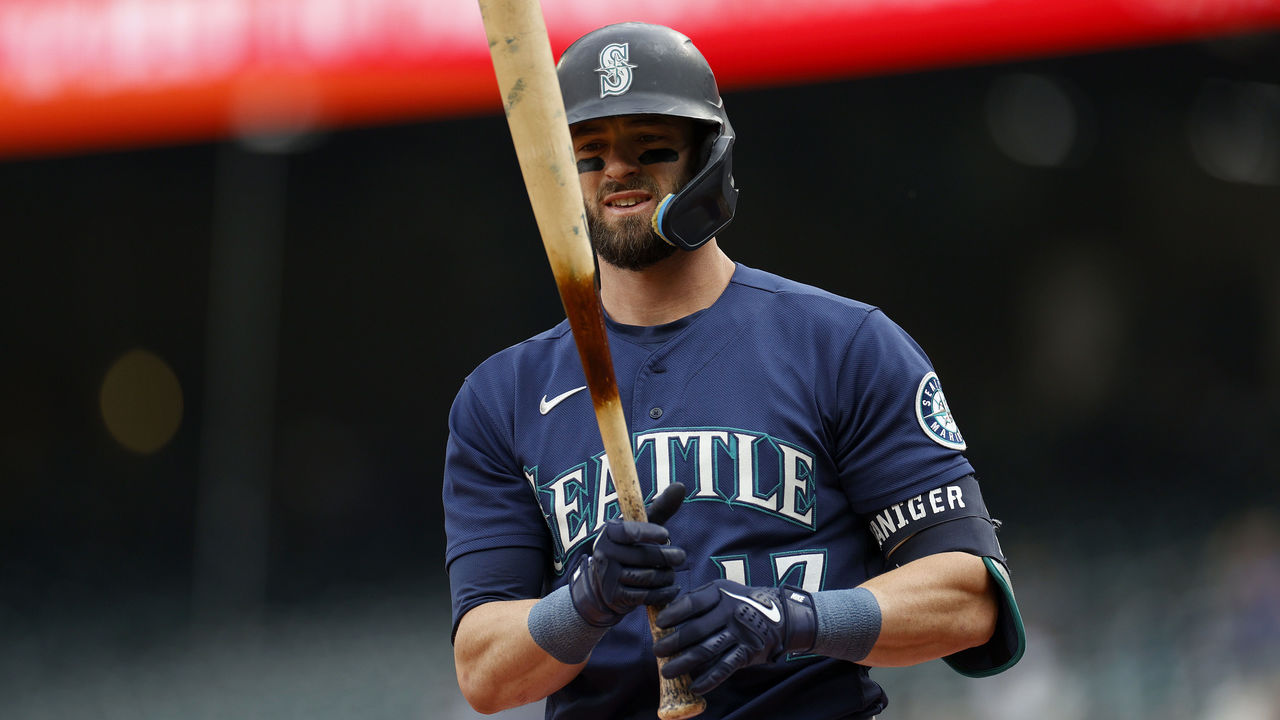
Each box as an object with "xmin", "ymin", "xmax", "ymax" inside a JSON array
[{"xmin": 649, "ymin": 605, "xmax": 707, "ymax": 719}]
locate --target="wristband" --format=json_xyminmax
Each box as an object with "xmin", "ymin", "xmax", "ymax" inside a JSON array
[
  {"xmin": 811, "ymin": 587, "xmax": 881, "ymax": 663},
  {"xmin": 527, "ymin": 585, "xmax": 609, "ymax": 664}
]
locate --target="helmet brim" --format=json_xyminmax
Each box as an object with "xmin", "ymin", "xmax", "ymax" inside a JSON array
[{"xmin": 565, "ymin": 91, "xmax": 726, "ymax": 129}]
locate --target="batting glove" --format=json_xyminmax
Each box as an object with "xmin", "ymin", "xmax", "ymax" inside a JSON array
[
  {"xmin": 569, "ymin": 482, "xmax": 688, "ymax": 627},
  {"xmin": 652, "ymin": 579, "xmax": 817, "ymax": 694}
]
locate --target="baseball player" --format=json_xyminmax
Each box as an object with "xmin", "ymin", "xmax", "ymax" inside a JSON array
[{"xmin": 445, "ymin": 22, "xmax": 1025, "ymax": 719}]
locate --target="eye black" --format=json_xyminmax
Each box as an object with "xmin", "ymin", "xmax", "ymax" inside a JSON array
[
  {"xmin": 577, "ymin": 157, "xmax": 605, "ymax": 173},
  {"xmin": 638, "ymin": 149, "xmax": 679, "ymax": 165}
]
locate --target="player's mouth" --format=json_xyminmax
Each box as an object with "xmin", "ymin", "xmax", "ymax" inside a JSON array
[{"xmin": 602, "ymin": 191, "xmax": 654, "ymax": 216}]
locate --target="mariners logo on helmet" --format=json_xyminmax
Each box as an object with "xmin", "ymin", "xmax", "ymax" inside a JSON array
[
  {"xmin": 596, "ymin": 42, "xmax": 636, "ymax": 97},
  {"xmin": 916, "ymin": 372, "xmax": 966, "ymax": 450}
]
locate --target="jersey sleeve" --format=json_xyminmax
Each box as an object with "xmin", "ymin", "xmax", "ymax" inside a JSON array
[
  {"xmin": 442, "ymin": 377, "xmax": 552, "ymax": 567},
  {"xmin": 833, "ymin": 309, "xmax": 975, "ymax": 512},
  {"xmin": 448, "ymin": 546, "xmax": 546, "ymax": 642}
]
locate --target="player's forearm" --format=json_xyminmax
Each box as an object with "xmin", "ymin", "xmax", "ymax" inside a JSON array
[
  {"xmin": 453, "ymin": 599, "xmax": 587, "ymax": 713},
  {"xmin": 857, "ymin": 551, "xmax": 998, "ymax": 667}
]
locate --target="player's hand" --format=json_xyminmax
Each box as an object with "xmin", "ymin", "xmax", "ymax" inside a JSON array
[
  {"xmin": 569, "ymin": 482, "xmax": 688, "ymax": 627},
  {"xmin": 652, "ymin": 579, "xmax": 817, "ymax": 694}
]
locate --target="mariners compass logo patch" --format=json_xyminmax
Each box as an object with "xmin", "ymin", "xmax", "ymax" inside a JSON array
[
  {"xmin": 596, "ymin": 42, "xmax": 636, "ymax": 97},
  {"xmin": 916, "ymin": 372, "xmax": 966, "ymax": 450}
]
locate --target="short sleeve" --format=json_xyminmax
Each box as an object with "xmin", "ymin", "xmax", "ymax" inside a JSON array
[
  {"xmin": 834, "ymin": 309, "xmax": 974, "ymax": 512},
  {"xmin": 448, "ymin": 546, "xmax": 546, "ymax": 642},
  {"xmin": 442, "ymin": 378, "xmax": 552, "ymax": 566}
]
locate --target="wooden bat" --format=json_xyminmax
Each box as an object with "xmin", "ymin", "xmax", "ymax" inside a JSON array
[{"xmin": 475, "ymin": 1, "xmax": 706, "ymax": 718}]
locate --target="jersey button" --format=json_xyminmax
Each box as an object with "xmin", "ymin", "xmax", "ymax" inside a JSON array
[{"xmin": 649, "ymin": 407, "xmax": 663, "ymax": 419}]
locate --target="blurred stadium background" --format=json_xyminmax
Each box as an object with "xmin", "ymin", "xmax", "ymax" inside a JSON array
[{"xmin": 2, "ymin": 1, "xmax": 1279, "ymax": 718}]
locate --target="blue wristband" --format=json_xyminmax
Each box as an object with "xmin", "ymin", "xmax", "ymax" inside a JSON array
[
  {"xmin": 527, "ymin": 585, "xmax": 610, "ymax": 664},
  {"xmin": 811, "ymin": 587, "xmax": 882, "ymax": 663}
]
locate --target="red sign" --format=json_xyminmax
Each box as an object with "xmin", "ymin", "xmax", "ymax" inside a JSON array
[{"xmin": 0, "ymin": 0, "xmax": 1276, "ymax": 156}]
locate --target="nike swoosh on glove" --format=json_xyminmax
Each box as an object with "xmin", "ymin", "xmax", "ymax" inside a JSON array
[
  {"xmin": 569, "ymin": 482, "xmax": 688, "ymax": 627},
  {"xmin": 652, "ymin": 579, "xmax": 817, "ymax": 694}
]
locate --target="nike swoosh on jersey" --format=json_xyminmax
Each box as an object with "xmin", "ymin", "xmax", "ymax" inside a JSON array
[
  {"xmin": 539, "ymin": 385, "xmax": 588, "ymax": 415},
  {"xmin": 721, "ymin": 589, "xmax": 782, "ymax": 623}
]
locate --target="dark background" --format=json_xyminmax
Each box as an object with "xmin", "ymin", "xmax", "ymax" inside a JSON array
[{"xmin": 2, "ymin": 32, "xmax": 1278, "ymax": 720}]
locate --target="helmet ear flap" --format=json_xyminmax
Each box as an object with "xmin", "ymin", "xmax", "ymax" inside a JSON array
[{"xmin": 652, "ymin": 126, "xmax": 738, "ymax": 251}]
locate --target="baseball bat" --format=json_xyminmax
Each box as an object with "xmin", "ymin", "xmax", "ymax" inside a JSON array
[{"xmin": 475, "ymin": 2, "xmax": 706, "ymax": 719}]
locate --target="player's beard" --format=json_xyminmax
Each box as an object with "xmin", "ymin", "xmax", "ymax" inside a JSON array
[{"xmin": 585, "ymin": 175, "xmax": 684, "ymax": 271}]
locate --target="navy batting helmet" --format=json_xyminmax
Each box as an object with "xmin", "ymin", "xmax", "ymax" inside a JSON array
[{"xmin": 556, "ymin": 22, "xmax": 738, "ymax": 252}]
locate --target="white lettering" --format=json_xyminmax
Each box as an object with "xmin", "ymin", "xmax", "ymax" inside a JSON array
[
  {"xmin": 778, "ymin": 444, "xmax": 814, "ymax": 525},
  {"xmin": 775, "ymin": 553, "xmax": 825, "ymax": 593},
  {"xmin": 929, "ymin": 487, "xmax": 945, "ymax": 514},
  {"xmin": 732, "ymin": 436, "xmax": 777, "ymax": 511},
  {"xmin": 715, "ymin": 556, "xmax": 749, "ymax": 585},
  {"xmin": 637, "ymin": 431, "xmax": 676, "ymax": 500},
  {"xmin": 947, "ymin": 484, "xmax": 965, "ymax": 509},
  {"xmin": 548, "ymin": 468, "xmax": 589, "ymax": 551},
  {"xmin": 685, "ymin": 430, "xmax": 730, "ymax": 498},
  {"xmin": 908, "ymin": 495, "xmax": 926, "ymax": 520},
  {"xmin": 872, "ymin": 511, "xmax": 895, "ymax": 545},
  {"xmin": 636, "ymin": 430, "xmax": 728, "ymax": 498},
  {"xmin": 539, "ymin": 428, "xmax": 830, "ymax": 568},
  {"xmin": 593, "ymin": 454, "xmax": 618, "ymax": 533},
  {"xmin": 730, "ymin": 432, "xmax": 757, "ymax": 502}
]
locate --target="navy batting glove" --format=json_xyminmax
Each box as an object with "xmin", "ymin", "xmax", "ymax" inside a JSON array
[
  {"xmin": 569, "ymin": 483, "xmax": 688, "ymax": 627},
  {"xmin": 652, "ymin": 579, "xmax": 817, "ymax": 694}
]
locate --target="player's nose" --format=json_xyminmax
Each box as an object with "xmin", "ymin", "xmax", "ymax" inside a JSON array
[{"xmin": 602, "ymin": 147, "xmax": 641, "ymax": 181}]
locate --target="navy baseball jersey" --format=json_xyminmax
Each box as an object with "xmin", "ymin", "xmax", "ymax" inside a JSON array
[{"xmin": 445, "ymin": 264, "xmax": 978, "ymax": 719}]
